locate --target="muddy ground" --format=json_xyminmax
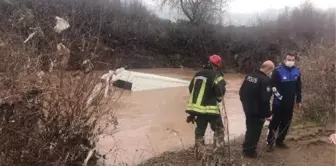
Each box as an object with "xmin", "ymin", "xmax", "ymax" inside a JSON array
[{"xmin": 139, "ymin": 123, "xmax": 336, "ymax": 166}]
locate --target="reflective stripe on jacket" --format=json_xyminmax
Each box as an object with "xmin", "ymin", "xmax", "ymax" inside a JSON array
[{"xmin": 186, "ymin": 69, "xmax": 226, "ymax": 115}]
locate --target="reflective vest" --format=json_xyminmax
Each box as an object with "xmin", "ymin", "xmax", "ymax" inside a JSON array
[{"xmin": 186, "ymin": 71, "xmax": 225, "ymax": 115}]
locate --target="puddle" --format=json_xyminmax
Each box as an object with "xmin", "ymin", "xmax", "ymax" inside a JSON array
[{"xmin": 96, "ymin": 68, "xmax": 246, "ymax": 165}]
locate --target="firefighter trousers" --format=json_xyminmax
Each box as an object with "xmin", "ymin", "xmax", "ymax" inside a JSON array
[{"xmin": 195, "ymin": 114, "xmax": 224, "ymax": 146}]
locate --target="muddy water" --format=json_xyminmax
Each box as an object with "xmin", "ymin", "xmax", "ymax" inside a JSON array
[{"xmin": 96, "ymin": 68, "xmax": 246, "ymax": 166}]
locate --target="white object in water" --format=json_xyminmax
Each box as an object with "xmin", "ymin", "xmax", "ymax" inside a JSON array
[
  {"xmin": 101, "ymin": 70, "xmax": 115, "ymax": 98},
  {"xmin": 54, "ymin": 16, "xmax": 70, "ymax": 33},
  {"xmin": 101, "ymin": 68, "xmax": 126, "ymax": 97},
  {"xmin": 113, "ymin": 69, "xmax": 190, "ymax": 91},
  {"xmin": 86, "ymin": 68, "xmax": 125, "ymax": 107}
]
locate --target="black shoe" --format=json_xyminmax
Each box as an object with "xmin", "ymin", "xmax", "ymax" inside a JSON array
[
  {"xmin": 243, "ymin": 152, "xmax": 258, "ymax": 158},
  {"xmin": 276, "ymin": 142, "xmax": 289, "ymax": 149}
]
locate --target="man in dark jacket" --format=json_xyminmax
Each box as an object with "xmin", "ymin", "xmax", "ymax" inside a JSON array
[
  {"xmin": 185, "ymin": 55, "xmax": 226, "ymax": 152},
  {"xmin": 239, "ymin": 60, "xmax": 274, "ymax": 158},
  {"xmin": 267, "ymin": 53, "xmax": 302, "ymax": 151}
]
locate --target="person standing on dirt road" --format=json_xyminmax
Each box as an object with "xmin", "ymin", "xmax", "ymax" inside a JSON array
[
  {"xmin": 185, "ymin": 55, "xmax": 227, "ymax": 152},
  {"xmin": 239, "ymin": 60, "xmax": 274, "ymax": 158},
  {"xmin": 266, "ymin": 53, "xmax": 302, "ymax": 151}
]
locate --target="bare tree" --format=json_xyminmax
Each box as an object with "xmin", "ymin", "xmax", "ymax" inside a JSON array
[{"xmin": 160, "ymin": 0, "xmax": 229, "ymax": 24}]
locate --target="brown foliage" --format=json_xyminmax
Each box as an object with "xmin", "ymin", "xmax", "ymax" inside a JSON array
[
  {"xmin": 0, "ymin": 1, "xmax": 118, "ymax": 165},
  {"xmin": 299, "ymin": 41, "xmax": 335, "ymax": 124},
  {"xmin": 1, "ymin": 0, "xmax": 333, "ymax": 72},
  {"xmin": 0, "ymin": 44, "xmax": 118, "ymax": 166}
]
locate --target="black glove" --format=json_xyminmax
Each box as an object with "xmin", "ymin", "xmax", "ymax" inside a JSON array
[{"xmin": 186, "ymin": 115, "xmax": 196, "ymax": 124}]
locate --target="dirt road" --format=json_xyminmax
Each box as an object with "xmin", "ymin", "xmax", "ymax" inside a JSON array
[{"xmin": 96, "ymin": 68, "xmax": 246, "ymax": 165}]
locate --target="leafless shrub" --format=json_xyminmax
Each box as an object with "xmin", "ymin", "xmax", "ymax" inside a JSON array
[
  {"xmin": 0, "ymin": 70, "xmax": 118, "ymax": 166},
  {"xmin": 0, "ymin": 0, "xmax": 307, "ymax": 72},
  {"xmin": 299, "ymin": 41, "xmax": 335, "ymax": 124},
  {"xmin": 0, "ymin": 1, "xmax": 119, "ymax": 165},
  {"xmin": 2, "ymin": 0, "xmax": 332, "ymax": 73},
  {"xmin": 159, "ymin": 0, "xmax": 229, "ymax": 25}
]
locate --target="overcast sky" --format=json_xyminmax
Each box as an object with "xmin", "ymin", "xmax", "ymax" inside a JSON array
[
  {"xmin": 143, "ymin": 0, "xmax": 336, "ymax": 25},
  {"xmin": 227, "ymin": 0, "xmax": 335, "ymax": 13}
]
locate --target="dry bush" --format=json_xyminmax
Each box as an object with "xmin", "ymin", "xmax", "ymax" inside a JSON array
[
  {"xmin": 0, "ymin": 43, "xmax": 118, "ymax": 166},
  {"xmin": 0, "ymin": 0, "xmax": 304, "ymax": 72},
  {"xmin": 0, "ymin": 1, "xmax": 119, "ymax": 165},
  {"xmin": 196, "ymin": 144, "xmax": 237, "ymax": 166},
  {"xmin": 0, "ymin": 73, "xmax": 118, "ymax": 166},
  {"xmin": 299, "ymin": 41, "xmax": 336, "ymax": 124},
  {"xmin": 1, "ymin": 0, "xmax": 333, "ymax": 72}
]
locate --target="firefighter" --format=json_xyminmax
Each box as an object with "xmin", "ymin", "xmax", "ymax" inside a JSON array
[
  {"xmin": 239, "ymin": 60, "xmax": 274, "ymax": 158},
  {"xmin": 185, "ymin": 55, "xmax": 226, "ymax": 152},
  {"xmin": 267, "ymin": 53, "xmax": 302, "ymax": 151}
]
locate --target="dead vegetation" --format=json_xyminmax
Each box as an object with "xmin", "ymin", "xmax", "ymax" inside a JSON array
[
  {"xmin": 1, "ymin": 0, "xmax": 333, "ymax": 72},
  {"xmin": 0, "ymin": 72, "xmax": 117, "ymax": 166},
  {"xmin": 299, "ymin": 42, "xmax": 335, "ymax": 124},
  {"xmin": 0, "ymin": 1, "xmax": 119, "ymax": 165}
]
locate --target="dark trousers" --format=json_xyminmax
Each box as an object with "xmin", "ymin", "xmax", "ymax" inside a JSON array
[
  {"xmin": 243, "ymin": 113, "xmax": 265, "ymax": 154},
  {"xmin": 267, "ymin": 104, "xmax": 293, "ymax": 145},
  {"xmin": 195, "ymin": 114, "xmax": 224, "ymax": 146}
]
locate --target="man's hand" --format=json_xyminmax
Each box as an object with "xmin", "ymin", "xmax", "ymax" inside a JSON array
[
  {"xmin": 295, "ymin": 103, "xmax": 302, "ymax": 110},
  {"xmin": 295, "ymin": 103, "xmax": 303, "ymax": 114},
  {"xmin": 266, "ymin": 115, "xmax": 272, "ymax": 121},
  {"xmin": 186, "ymin": 115, "xmax": 196, "ymax": 124}
]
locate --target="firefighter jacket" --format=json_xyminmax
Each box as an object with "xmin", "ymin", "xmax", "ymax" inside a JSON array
[{"xmin": 186, "ymin": 69, "xmax": 226, "ymax": 116}]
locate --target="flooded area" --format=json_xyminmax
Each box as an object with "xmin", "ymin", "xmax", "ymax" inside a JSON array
[{"xmin": 96, "ymin": 68, "xmax": 246, "ymax": 165}]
